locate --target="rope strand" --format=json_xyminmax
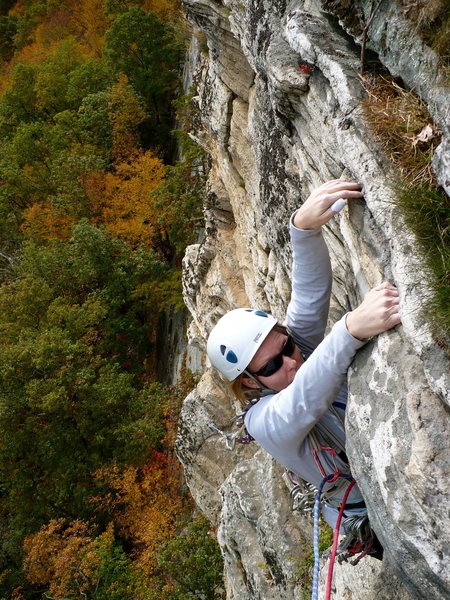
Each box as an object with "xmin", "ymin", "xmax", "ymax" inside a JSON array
[
  {"xmin": 324, "ymin": 479, "xmax": 356, "ymax": 600},
  {"xmin": 311, "ymin": 474, "xmax": 335, "ymax": 600}
]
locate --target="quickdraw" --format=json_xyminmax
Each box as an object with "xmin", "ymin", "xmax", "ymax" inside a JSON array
[
  {"xmin": 207, "ymin": 422, "xmax": 241, "ymax": 451},
  {"xmin": 287, "ymin": 470, "xmax": 317, "ymax": 514}
]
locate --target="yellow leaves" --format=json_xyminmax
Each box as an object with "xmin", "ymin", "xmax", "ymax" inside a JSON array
[
  {"xmin": 94, "ymin": 453, "xmax": 186, "ymax": 576},
  {"xmin": 23, "ymin": 519, "xmax": 97, "ymax": 596},
  {"xmin": 21, "ymin": 202, "xmax": 77, "ymax": 241},
  {"xmin": 86, "ymin": 149, "xmax": 165, "ymax": 248},
  {"xmin": 70, "ymin": 0, "xmax": 112, "ymax": 57},
  {"xmin": 108, "ymin": 73, "xmax": 147, "ymax": 163}
]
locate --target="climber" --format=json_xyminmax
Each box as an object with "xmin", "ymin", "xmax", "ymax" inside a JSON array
[{"xmin": 206, "ymin": 179, "xmax": 401, "ymax": 557}]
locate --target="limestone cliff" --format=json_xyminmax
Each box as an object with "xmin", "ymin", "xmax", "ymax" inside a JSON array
[{"xmin": 176, "ymin": 1, "xmax": 449, "ymax": 599}]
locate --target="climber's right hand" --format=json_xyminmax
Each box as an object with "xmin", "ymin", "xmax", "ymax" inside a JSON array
[{"xmin": 345, "ymin": 282, "xmax": 401, "ymax": 340}]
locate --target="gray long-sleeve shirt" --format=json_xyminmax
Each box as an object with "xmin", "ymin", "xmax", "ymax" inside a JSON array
[{"xmin": 244, "ymin": 219, "xmax": 367, "ymax": 527}]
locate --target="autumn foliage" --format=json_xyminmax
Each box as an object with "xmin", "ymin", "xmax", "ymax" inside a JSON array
[
  {"xmin": 0, "ymin": 1, "xmax": 218, "ymax": 599},
  {"xmin": 23, "ymin": 521, "xmax": 143, "ymax": 599},
  {"xmin": 94, "ymin": 451, "xmax": 187, "ymax": 576},
  {"xmin": 24, "ymin": 520, "xmax": 107, "ymax": 597},
  {"xmin": 87, "ymin": 149, "xmax": 166, "ymax": 247}
]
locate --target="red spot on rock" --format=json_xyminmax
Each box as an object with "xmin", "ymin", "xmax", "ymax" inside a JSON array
[{"xmin": 299, "ymin": 63, "xmax": 315, "ymax": 74}]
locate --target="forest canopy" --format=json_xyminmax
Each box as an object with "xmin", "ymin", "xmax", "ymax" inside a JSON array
[{"xmin": 0, "ymin": 1, "xmax": 220, "ymax": 598}]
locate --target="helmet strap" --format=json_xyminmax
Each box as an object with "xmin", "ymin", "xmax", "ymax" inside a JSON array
[{"xmin": 243, "ymin": 370, "xmax": 275, "ymax": 400}]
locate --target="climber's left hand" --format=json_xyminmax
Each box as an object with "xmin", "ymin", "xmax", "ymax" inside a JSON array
[{"xmin": 293, "ymin": 179, "xmax": 363, "ymax": 230}]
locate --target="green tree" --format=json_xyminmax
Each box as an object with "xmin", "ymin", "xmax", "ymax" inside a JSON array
[
  {"xmin": 16, "ymin": 220, "xmax": 166, "ymax": 360},
  {"xmin": 104, "ymin": 6, "xmax": 181, "ymax": 149},
  {"xmin": 0, "ymin": 124, "xmax": 54, "ymax": 212},
  {"xmin": 0, "ymin": 63, "xmax": 38, "ymax": 131},
  {"xmin": 0, "ymin": 91, "xmax": 114, "ymax": 231},
  {"xmin": 48, "ymin": 148, "xmax": 108, "ymax": 215},
  {"xmin": 0, "ymin": 223, "xmax": 168, "ymax": 548},
  {"xmin": 93, "ymin": 526, "xmax": 148, "ymax": 600},
  {"xmin": 9, "ymin": 121, "xmax": 50, "ymax": 168},
  {"xmin": 65, "ymin": 59, "xmax": 114, "ymax": 108},
  {"xmin": 152, "ymin": 134, "xmax": 207, "ymax": 258},
  {"xmin": 155, "ymin": 515, "xmax": 225, "ymax": 600},
  {"xmin": 0, "ymin": 14, "xmax": 17, "ymax": 59},
  {"xmin": 0, "ymin": 41, "xmax": 108, "ymax": 133},
  {"xmin": 34, "ymin": 38, "xmax": 86, "ymax": 114},
  {"xmin": 104, "ymin": 0, "xmax": 133, "ymax": 16}
]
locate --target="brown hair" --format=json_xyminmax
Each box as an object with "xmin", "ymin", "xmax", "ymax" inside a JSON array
[{"xmin": 227, "ymin": 323, "xmax": 288, "ymax": 407}]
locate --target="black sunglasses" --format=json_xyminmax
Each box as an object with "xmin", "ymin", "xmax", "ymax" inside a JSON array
[{"xmin": 251, "ymin": 335, "xmax": 296, "ymax": 378}]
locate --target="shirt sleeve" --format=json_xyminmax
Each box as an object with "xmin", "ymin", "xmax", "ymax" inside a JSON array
[
  {"xmin": 246, "ymin": 214, "xmax": 366, "ymax": 464},
  {"xmin": 285, "ymin": 214, "xmax": 332, "ymax": 354},
  {"xmin": 245, "ymin": 316, "xmax": 367, "ymax": 461}
]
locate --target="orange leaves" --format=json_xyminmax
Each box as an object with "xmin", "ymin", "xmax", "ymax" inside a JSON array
[
  {"xmin": 23, "ymin": 518, "xmax": 147, "ymax": 598},
  {"xmin": 86, "ymin": 149, "xmax": 165, "ymax": 247},
  {"xmin": 70, "ymin": 0, "xmax": 112, "ymax": 57},
  {"xmin": 108, "ymin": 74, "xmax": 147, "ymax": 163},
  {"xmin": 13, "ymin": 11, "xmax": 84, "ymax": 67},
  {"xmin": 94, "ymin": 452, "xmax": 186, "ymax": 576},
  {"xmin": 23, "ymin": 519, "xmax": 100, "ymax": 597},
  {"xmin": 21, "ymin": 203, "xmax": 77, "ymax": 241},
  {"xmin": 142, "ymin": 0, "xmax": 183, "ymax": 21},
  {"xmin": 11, "ymin": 2, "xmax": 108, "ymax": 65}
]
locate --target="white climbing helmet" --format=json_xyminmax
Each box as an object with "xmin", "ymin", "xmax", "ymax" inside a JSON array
[{"xmin": 206, "ymin": 308, "xmax": 277, "ymax": 381}]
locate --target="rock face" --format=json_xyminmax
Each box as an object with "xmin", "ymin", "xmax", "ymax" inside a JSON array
[{"xmin": 176, "ymin": 1, "xmax": 449, "ymax": 599}]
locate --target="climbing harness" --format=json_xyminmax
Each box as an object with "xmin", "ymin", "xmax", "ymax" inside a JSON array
[
  {"xmin": 209, "ymin": 414, "xmax": 378, "ymax": 600},
  {"xmin": 306, "ymin": 432, "xmax": 379, "ymax": 599}
]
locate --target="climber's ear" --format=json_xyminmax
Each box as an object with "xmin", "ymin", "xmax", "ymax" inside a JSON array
[{"xmin": 242, "ymin": 375, "xmax": 259, "ymax": 389}]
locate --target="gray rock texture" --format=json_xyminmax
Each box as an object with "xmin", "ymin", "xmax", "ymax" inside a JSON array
[{"xmin": 176, "ymin": 1, "xmax": 449, "ymax": 599}]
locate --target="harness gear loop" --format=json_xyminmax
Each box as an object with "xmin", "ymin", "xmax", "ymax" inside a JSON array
[
  {"xmin": 337, "ymin": 515, "xmax": 378, "ymax": 565},
  {"xmin": 286, "ymin": 471, "xmax": 317, "ymax": 514}
]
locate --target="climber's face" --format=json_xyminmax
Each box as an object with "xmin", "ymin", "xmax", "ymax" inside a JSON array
[{"xmin": 245, "ymin": 329, "xmax": 303, "ymax": 392}]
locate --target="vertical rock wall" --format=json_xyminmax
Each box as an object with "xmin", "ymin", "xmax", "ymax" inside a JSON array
[{"xmin": 177, "ymin": 1, "xmax": 449, "ymax": 599}]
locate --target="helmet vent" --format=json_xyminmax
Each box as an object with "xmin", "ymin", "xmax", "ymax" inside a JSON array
[
  {"xmin": 219, "ymin": 345, "xmax": 238, "ymax": 364},
  {"xmin": 244, "ymin": 308, "xmax": 268, "ymax": 317},
  {"xmin": 226, "ymin": 350, "xmax": 238, "ymax": 363}
]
